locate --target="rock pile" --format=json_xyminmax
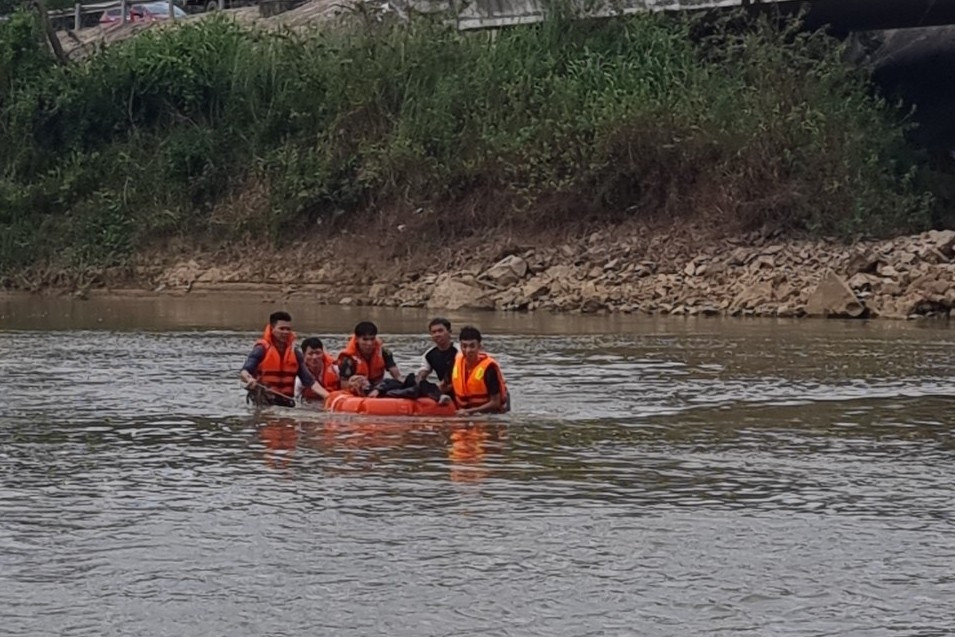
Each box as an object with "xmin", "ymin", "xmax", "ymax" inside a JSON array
[
  {"xmin": 402, "ymin": 229, "xmax": 955, "ymax": 319},
  {"xmin": 149, "ymin": 228, "xmax": 955, "ymax": 320}
]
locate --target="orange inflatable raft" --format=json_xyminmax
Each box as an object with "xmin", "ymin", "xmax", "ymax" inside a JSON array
[{"xmin": 324, "ymin": 390, "xmax": 458, "ymax": 417}]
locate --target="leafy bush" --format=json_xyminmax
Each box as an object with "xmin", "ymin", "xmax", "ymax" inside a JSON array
[{"xmin": 0, "ymin": 10, "xmax": 938, "ymax": 273}]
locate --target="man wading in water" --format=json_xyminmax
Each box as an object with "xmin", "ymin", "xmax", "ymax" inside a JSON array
[
  {"xmin": 296, "ymin": 337, "xmax": 340, "ymax": 403},
  {"xmin": 240, "ymin": 311, "xmax": 329, "ymax": 406},
  {"xmin": 450, "ymin": 326, "xmax": 510, "ymax": 415}
]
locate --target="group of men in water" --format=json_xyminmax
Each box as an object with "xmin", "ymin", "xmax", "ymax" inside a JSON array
[{"xmin": 239, "ymin": 311, "xmax": 510, "ymax": 414}]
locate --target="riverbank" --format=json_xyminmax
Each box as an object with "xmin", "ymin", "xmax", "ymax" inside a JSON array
[
  {"xmin": 2, "ymin": 12, "xmax": 943, "ymax": 284},
  {"xmin": 17, "ymin": 221, "xmax": 954, "ymax": 320}
]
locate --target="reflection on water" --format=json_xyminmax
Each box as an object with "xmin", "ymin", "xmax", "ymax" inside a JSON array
[
  {"xmin": 252, "ymin": 416, "xmax": 508, "ymax": 483},
  {"xmin": 256, "ymin": 418, "xmax": 301, "ymax": 472},
  {"xmin": 2, "ymin": 296, "xmax": 955, "ymax": 636}
]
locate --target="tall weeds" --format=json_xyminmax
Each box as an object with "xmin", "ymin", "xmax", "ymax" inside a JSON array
[{"xmin": 0, "ymin": 10, "xmax": 936, "ymax": 273}]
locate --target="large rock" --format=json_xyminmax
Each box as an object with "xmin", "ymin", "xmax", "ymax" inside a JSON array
[
  {"xmin": 847, "ymin": 272, "xmax": 882, "ymax": 292},
  {"xmin": 521, "ymin": 276, "xmax": 550, "ymax": 301},
  {"xmin": 895, "ymin": 250, "xmax": 917, "ymax": 266},
  {"xmin": 730, "ymin": 281, "xmax": 774, "ymax": 311},
  {"xmin": 867, "ymin": 296, "xmax": 906, "ymax": 319},
  {"xmin": 482, "ymin": 255, "xmax": 528, "ymax": 287},
  {"xmin": 578, "ymin": 280, "xmax": 611, "ymax": 313},
  {"xmin": 929, "ymin": 229, "xmax": 955, "ymax": 257},
  {"xmin": 543, "ymin": 264, "xmax": 576, "ymax": 294},
  {"xmin": 909, "ymin": 270, "xmax": 950, "ymax": 295},
  {"xmin": 726, "ymin": 247, "xmax": 753, "ymax": 266},
  {"xmin": 877, "ymin": 291, "xmax": 946, "ymax": 317},
  {"xmin": 876, "ymin": 263, "xmax": 900, "ymax": 278},
  {"xmin": 426, "ymin": 276, "xmax": 495, "ymax": 311},
  {"xmin": 845, "ymin": 248, "xmax": 881, "ymax": 275},
  {"xmin": 880, "ymin": 280, "xmax": 903, "ymax": 296},
  {"xmin": 805, "ymin": 272, "xmax": 866, "ymax": 318},
  {"xmin": 368, "ymin": 283, "xmax": 393, "ymax": 299},
  {"xmin": 775, "ymin": 281, "xmax": 795, "ymax": 301}
]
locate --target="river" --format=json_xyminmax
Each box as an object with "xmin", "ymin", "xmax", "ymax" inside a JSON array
[{"xmin": 2, "ymin": 295, "xmax": 954, "ymax": 636}]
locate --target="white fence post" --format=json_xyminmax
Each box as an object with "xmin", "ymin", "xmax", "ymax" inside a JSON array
[
  {"xmin": 122, "ymin": 0, "xmax": 129, "ymax": 23},
  {"xmin": 168, "ymin": 0, "xmax": 174, "ymax": 18},
  {"xmin": 74, "ymin": 1, "xmax": 81, "ymax": 30}
]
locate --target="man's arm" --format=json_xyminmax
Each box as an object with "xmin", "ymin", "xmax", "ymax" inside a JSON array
[
  {"xmin": 383, "ymin": 349, "xmax": 402, "ymax": 381},
  {"xmin": 239, "ymin": 345, "xmax": 266, "ymax": 388},
  {"xmin": 308, "ymin": 381, "xmax": 329, "ymax": 400},
  {"xmin": 415, "ymin": 350, "xmax": 433, "ymax": 383},
  {"xmin": 459, "ymin": 395, "xmax": 502, "ymax": 415},
  {"xmin": 437, "ymin": 349, "xmax": 456, "ymax": 391},
  {"xmin": 338, "ymin": 355, "xmax": 356, "ymax": 381}
]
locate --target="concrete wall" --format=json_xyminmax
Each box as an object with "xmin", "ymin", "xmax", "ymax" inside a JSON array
[
  {"xmin": 436, "ymin": 0, "xmax": 955, "ymax": 32},
  {"xmin": 451, "ymin": 0, "xmax": 767, "ymax": 30}
]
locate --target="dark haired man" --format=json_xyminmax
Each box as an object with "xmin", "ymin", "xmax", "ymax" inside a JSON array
[
  {"xmin": 450, "ymin": 326, "xmax": 510, "ymax": 414},
  {"xmin": 337, "ymin": 321, "xmax": 402, "ymax": 395},
  {"xmin": 296, "ymin": 337, "xmax": 340, "ymax": 402},
  {"xmin": 239, "ymin": 311, "xmax": 329, "ymax": 406},
  {"xmin": 415, "ymin": 317, "xmax": 458, "ymax": 387},
  {"xmin": 414, "ymin": 317, "xmax": 457, "ymax": 405}
]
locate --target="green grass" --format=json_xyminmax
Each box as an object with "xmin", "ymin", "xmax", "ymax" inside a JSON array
[{"xmin": 0, "ymin": 8, "xmax": 937, "ymax": 275}]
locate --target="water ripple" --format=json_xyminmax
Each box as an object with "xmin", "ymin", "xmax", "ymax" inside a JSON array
[{"xmin": 2, "ymin": 317, "xmax": 955, "ymax": 636}]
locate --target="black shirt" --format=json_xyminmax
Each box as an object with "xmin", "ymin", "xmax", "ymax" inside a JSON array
[
  {"xmin": 420, "ymin": 345, "xmax": 458, "ymax": 384},
  {"xmin": 481, "ymin": 361, "xmax": 509, "ymax": 411},
  {"xmin": 482, "ymin": 361, "xmax": 502, "ymax": 397}
]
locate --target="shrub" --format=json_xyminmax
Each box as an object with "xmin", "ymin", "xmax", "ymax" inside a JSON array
[{"xmin": 0, "ymin": 11, "xmax": 937, "ymax": 273}]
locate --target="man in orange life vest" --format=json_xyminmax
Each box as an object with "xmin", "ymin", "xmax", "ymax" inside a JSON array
[
  {"xmin": 295, "ymin": 337, "xmax": 340, "ymax": 403},
  {"xmin": 450, "ymin": 325, "xmax": 510, "ymax": 415},
  {"xmin": 337, "ymin": 321, "xmax": 403, "ymax": 397},
  {"xmin": 239, "ymin": 311, "xmax": 330, "ymax": 405}
]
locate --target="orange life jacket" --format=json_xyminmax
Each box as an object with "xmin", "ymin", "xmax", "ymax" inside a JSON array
[
  {"xmin": 337, "ymin": 336, "xmax": 387, "ymax": 384},
  {"xmin": 302, "ymin": 352, "xmax": 341, "ymax": 401},
  {"xmin": 451, "ymin": 352, "xmax": 509, "ymax": 412},
  {"xmin": 254, "ymin": 324, "xmax": 298, "ymax": 398}
]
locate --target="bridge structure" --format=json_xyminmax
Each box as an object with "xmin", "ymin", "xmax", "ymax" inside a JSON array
[{"xmin": 439, "ymin": 0, "xmax": 955, "ymax": 32}]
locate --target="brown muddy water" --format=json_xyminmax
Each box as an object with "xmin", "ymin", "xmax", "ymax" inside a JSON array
[{"xmin": 2, "ymin": 295, "xmax": 955, "ymax": 636}]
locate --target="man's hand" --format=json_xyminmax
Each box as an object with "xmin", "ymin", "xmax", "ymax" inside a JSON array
[{"xmin": 240, "ymin": 372, "xmax": 257, "ymax": 390}]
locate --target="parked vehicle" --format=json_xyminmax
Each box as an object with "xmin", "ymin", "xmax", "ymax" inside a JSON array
[{"xmin": 99, "ymin": 2, "xmax": 187, "ymax": 25}]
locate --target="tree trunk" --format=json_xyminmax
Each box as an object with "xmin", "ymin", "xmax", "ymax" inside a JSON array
[{"xmin": 31, "ymin": 0, "xmax": 70, "ymax": 65}]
